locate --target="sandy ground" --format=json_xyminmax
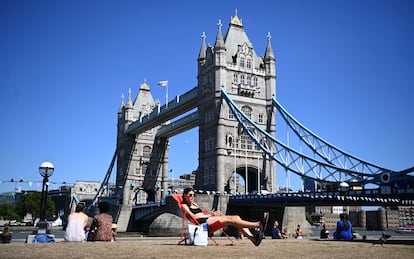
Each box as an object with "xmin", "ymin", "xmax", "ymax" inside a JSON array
[{"xmin": 0, "ymin": 237, "xmax": 413, "ymax": 259}]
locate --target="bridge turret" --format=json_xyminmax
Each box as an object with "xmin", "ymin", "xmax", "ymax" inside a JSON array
[
  {"xmin": 264, "ymin": 32, "xmax": 276, "ymax": 100},
  {"xmin": 214, "ymin": 20, "xmax": 226, "ymax": 52},
  {"xmin": 214, "ymin": 19, "xmax": 227, "ymax": 96},
  {"xmin": 198, "ymin": 32, "xmax": 206, "ymax": 66},
  {"xmin": 124, "ymin": 88, "xmax": 134, "ymax": 122},
  {"xmin": 195, "ymin": 11, "xmax": 277, "ymax": 194}
]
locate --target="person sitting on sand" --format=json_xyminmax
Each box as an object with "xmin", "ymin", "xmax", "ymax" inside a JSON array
[
  {"xmin": 333, "ymin": 214, "xmax": 352, "ymax": 240},
  {"xmin": 65, "ymin": 203, "xmax": 89, "ymax": 242}
]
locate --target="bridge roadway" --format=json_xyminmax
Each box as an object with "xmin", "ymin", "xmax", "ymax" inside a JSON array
[{"xmin": 228, "ymin": 189, "xmax": 414, "ymax": 208}]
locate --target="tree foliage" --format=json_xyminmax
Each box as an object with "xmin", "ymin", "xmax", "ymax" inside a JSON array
[
  {"xmin": 0, "ymin": 203, "xmax": 20, "ymax": 221},
  {"xmin": 15, "ymin": 192, "xmax": 55, "ymax": 221}
]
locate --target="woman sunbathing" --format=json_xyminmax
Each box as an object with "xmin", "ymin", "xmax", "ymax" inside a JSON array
[{"xmin": 181, "ymin": 187, "xmax": 268, "ymax": 246}]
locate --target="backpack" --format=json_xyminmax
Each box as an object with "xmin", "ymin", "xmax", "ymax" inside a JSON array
[{"xmin": 32, "ymin": 234, "xmax": 55, "ymax": 243}]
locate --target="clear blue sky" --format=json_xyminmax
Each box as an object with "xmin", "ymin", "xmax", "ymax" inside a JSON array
[{"xmin": 1, "ymin": 0, "xmax": 413, "ymax": 194}]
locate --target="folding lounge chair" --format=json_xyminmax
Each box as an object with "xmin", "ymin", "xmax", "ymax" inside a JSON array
[{"xmin": 171, "ymin": 194, "xmax": 235, "ymax": 246}]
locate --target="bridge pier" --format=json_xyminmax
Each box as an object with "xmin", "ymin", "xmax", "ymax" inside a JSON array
[
  {"xmin": 116, "ymin": 205, "xmax": 133, "ymax": 232},
  {"xmin": 281, "ymin": 207, "xmax": 312, "ymax": 237}
]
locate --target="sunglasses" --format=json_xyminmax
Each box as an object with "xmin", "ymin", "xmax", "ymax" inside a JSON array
[{"xmin": 188, "ymin": 193, "xmax": 195, "ymax": 197}]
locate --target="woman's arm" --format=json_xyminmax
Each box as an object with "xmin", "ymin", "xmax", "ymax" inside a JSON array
[{"xmin": 182, "ymin": 204, "xmax": 218, "ymax": 221}]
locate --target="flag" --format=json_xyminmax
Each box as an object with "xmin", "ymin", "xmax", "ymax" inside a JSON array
[{"xmin": 157, "ymin": 80, "xmax": 168, "ymax": 86}]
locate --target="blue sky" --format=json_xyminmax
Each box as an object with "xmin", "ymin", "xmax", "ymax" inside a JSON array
[{"xmin": 1, "ymin": 0, "xmax": 413, "ymax": 194}]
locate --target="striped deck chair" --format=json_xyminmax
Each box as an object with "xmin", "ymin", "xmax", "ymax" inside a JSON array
[{"xmin": 171, "ymin": 194, "xmax": 235, "ymax": 246}]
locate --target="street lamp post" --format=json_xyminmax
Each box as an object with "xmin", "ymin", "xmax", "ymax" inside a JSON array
[{"xmin": 38, "ymin": 161, "xmax": 54, "ymax": 233}]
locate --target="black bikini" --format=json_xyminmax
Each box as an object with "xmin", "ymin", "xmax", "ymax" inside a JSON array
[{"xmin": 189, "ymin": 206, "xmax": 207, "ymax": 224}]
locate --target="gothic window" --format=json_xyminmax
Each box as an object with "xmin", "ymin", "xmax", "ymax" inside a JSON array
[
  {"xmin": 143, "ymin": 146, "xmax": 151, "ymax": 157},
  {"xmin": 246, "ymin": 58, "xmax": 252, "ymax": 69},
  {"xmin": 247, "ymin": 138, "xmax": 252, "ymax": 150},
  {"xmin": 204, "ymin": 111, "xmax": 215, "ymax": 123},
  {"xmin": 254, "ymin": 77, "xmax": 258, "ymax": 87},
  {"xmin": 242, "ymin": 106, "xmax": 252, "ymax": 118},
  {"xmin": 210, "ymin": 138, "xmax": 215, "ymax": 150},
  {"xmin": 240, "ymin": 134, "xmax": 253, "ymax": 150},
  {"xmin": 258, "ymin": 114, "xmax": 263, "ymax": 123},
  {"xmin": 210, "ymin": 161, "xmax": 216, "ymax": 184},
  {"xmin": 227, "ymin": 134, "xmax": 233, "ymax": 148},
  {"xmin": 228, "ymin": 109, "xmax": 234, "ymax": 119},
  {"xmin": 204, "ymin": 138, "xmax": 215, "ymax": 152},
  {"xmin": 204, "ymin": 162, "xmax": 209, "ymax": 185},
  {"xmin": 240, "ymin": 57, "xmax": 245, "ymax": 68},
  {"xmin": 247, "ymin": 75, "xmax": 251, "ymax": 86},
  {"xmin": 240, "ymin": 134, "xmax": 247, "ymax": 149},
  {"xmin": 233, "ymin": 73, "xmax": 238, "ymax": 84},
  {"xmin": 240, "ymin": 74, "xmax": 245, "ymax": 85}
]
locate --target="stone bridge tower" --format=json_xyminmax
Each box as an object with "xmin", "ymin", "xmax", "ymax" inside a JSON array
[
  {"xmin": 116, "ymin": 81, "xmax": 169, "ymax": 207},
  {"xmin": 195, "ymin": 12, "xmax": 277, "ymax": 194}
]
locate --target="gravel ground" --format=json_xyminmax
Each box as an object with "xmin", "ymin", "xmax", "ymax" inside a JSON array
[{"xmin": 0, "ymin": 237, "xmax": 413, "ymax": 259}]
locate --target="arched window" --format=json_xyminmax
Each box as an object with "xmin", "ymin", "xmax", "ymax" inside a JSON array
[
  {"xmin": 242, "ymin": 106, "xmax": 252, "ymax": 118},
  {"xmin": 240, "ymin": 74, "xmax": 245, "ymax": 85}
]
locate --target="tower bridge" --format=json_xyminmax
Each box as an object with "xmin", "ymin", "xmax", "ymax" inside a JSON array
[{"xmin": 90, "ymin": 12, "xmax": 413, "ymax": 232}]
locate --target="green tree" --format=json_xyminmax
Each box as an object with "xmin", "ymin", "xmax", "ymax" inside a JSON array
[
  {"xmin": 0, "ymin": 203, "xmax": 20, "ymax": 221},
  {"xmin": 15, "ymin": 192, "xmax": 55, "ymax": 223}
]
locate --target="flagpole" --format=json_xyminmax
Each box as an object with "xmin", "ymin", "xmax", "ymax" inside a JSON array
[
  {"xmin": 166, "ymin": 83, "xmax": 169, "ymax": 108},
  {"xmin": 234, "ymin": 125, "xmax": 237, "ymax": 194},
  {"xmin": 245, "ymin": 137, "xmax": 248, "ymax": 195},
  {"xmin": 158, "ymin": 80, "xmax": 169, "ymax": 107}
]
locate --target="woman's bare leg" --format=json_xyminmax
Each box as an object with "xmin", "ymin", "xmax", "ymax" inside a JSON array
[{"xmin": 207, "ymin": 215, "xmax": 260, "ymax": 229}]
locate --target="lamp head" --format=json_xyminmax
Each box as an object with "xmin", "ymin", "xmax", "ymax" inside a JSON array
[{"xmin": 39, "ymin": 161, "xmax": 54, "ymax": 177}]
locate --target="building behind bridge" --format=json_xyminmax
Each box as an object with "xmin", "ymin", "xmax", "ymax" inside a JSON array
[{"xmin": 310, "ymin": 205, "xmax": 402, "ymax": 231}]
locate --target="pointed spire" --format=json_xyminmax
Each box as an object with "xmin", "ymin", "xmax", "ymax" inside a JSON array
[
  {"xmin": 264, "ymin": 32, "xmax": 275, "ymax": 61},
  {"xmin": 140, "ymin": 78, "xmax": 150, "ymax": 91},
  {"xmin": 230, "ymin": 9, "xmax": 243, "ymax": 26},
  {"xmin": 126, "ymin": 88, "xmax": 133, "ymax": 108},
  {"xmin": 214, "ymin": 19, "xmax": 226, "ymax": 50},
  {"xmin": 198, "ymin": 32, "xmax": 206, "ymax": 61}
]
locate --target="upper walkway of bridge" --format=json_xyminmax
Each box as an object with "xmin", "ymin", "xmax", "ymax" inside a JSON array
[{"xmin": 126, "ymin": 87, "xmax": 198, "ymax": 136}]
